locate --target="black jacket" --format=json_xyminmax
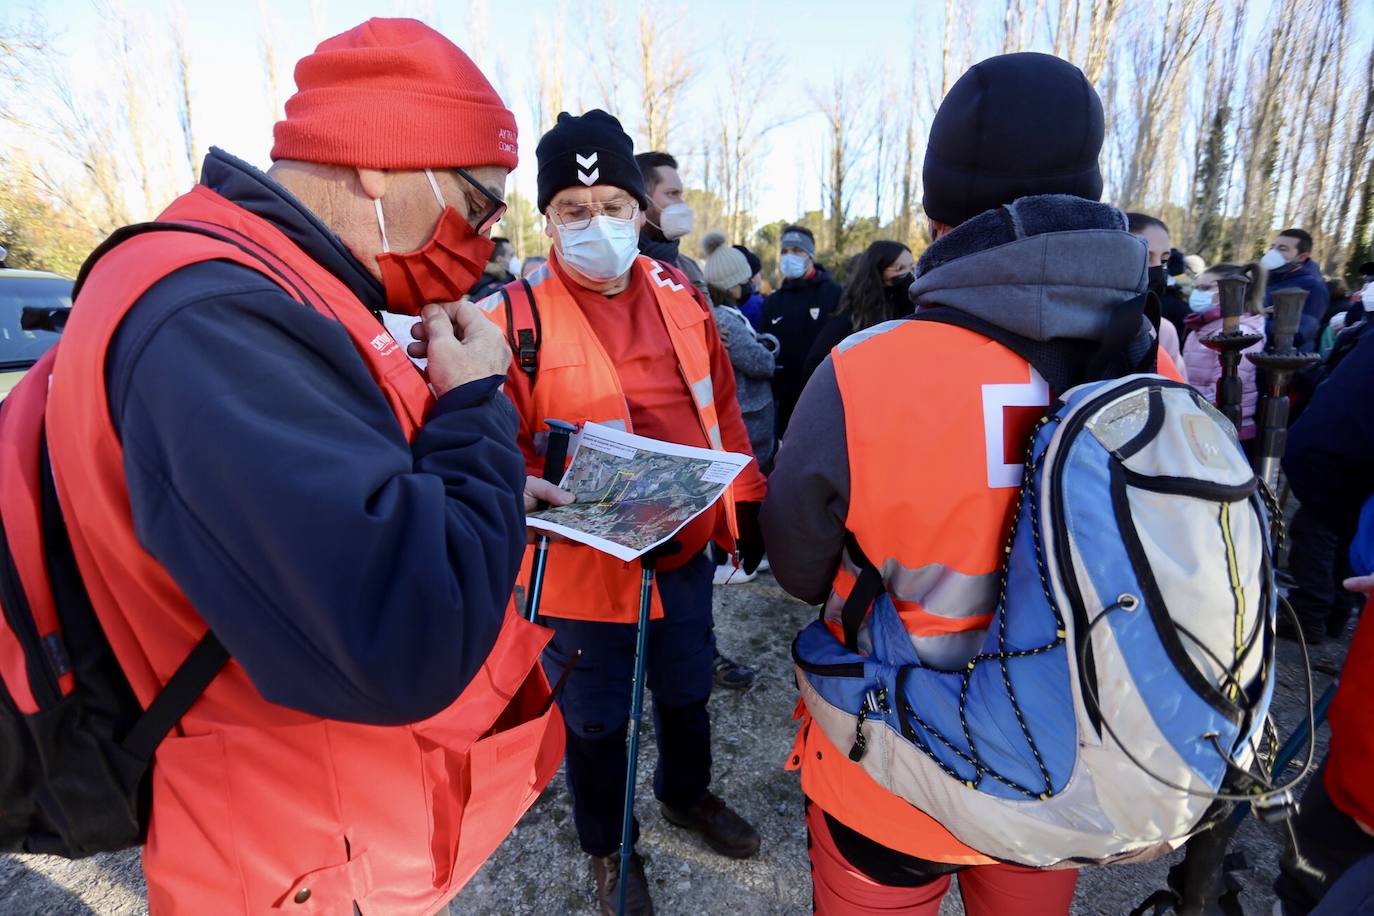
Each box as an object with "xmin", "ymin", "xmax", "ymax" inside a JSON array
[{"xmin": 761, "ymin": 266, "xmax": 842, "ymax": 436}]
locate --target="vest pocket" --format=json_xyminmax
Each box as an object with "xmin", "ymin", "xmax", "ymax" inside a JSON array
[{"xmin": 144, "ymin": 733, "xmax": 240, "ymax": 912}]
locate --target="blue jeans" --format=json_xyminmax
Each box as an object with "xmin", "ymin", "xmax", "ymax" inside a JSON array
[{"xmin": 541, "ymin": 551, "xmax": 716, "ymax": 855}]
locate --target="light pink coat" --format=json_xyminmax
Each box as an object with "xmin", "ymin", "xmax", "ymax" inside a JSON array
[{"xmin": 1181, "ymin": 308, "xmax": 1267, "ymax": 438}]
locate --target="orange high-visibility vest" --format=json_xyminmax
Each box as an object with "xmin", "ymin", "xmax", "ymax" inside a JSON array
[
  {"xmin": 790, "ymin": 318, "xmax": 1181, "ymax": 863},
  {"xmin": 480, "ymin": 255, "xmax": 756, "ymax": 624},
  {"xmin": 44, "ymin": 184, "xmax": 564, "ymax": 915}
]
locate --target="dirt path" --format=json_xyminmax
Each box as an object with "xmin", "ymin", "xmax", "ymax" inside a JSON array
[{"xmin": 1, "ymin": 572, "xmax": 1341, "ymax": 915}]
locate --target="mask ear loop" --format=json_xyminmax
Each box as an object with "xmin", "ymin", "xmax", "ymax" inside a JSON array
[
  {"xmin": 374, "ymin": 198, "xmax": 391, "ymax": 254},
  {"xmin": 424, "ymin": 169, "xmax": 446, "ymax": 210}
]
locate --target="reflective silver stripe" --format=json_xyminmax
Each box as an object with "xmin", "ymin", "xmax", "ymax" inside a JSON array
[
  {"xmin": 691, "ymin": 375, "xmax": 714, "ymax": 409},
  {"xmin": 824, "ymin": 550, "xmax": 999, "ymax": 632},
  {"xmin": 707, "ymin": 423, "xmax": 723, "ymax": 449},
  {"xmin": 834, "ymin": 318, "xmax": 912, "ymax": 354},
  {"xmin": 602, "ymin": 418, "xmax": 629, "ymax": 432},
  {"xmin": 475, "ymin": 291, "xmax": 503, "ymax": 313},
  {"xmin": 910, "ymin": 630, "xmax": 987, "ymax": 670}
]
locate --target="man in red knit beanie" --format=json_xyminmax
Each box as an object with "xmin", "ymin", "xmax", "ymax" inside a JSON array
[{"xmin": 39, "ymin": 18, "xmax": 569, "ymax": 914}]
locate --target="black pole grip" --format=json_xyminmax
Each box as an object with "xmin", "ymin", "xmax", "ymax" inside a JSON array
[{"xmin": 541, "ymin": 419, "xmax": 576, "ymax": 485}]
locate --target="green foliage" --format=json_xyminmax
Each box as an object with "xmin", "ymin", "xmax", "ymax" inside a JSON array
[
  {"xmin": 495, "ymin": 190, "xmax": 550, "ymax": 260},
  {"xmin": 0, "ymin": 177, "xmax": 101, "ymax": 277}
]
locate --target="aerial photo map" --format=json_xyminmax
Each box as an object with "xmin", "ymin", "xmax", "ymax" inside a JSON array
[{"xmin": 527, "ymin": 423, "xmax": 751, "ymax": 562}]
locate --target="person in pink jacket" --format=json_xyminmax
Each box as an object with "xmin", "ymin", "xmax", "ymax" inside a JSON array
[{"xmin": 1182, "ymin": 262, "xmax": 1267, "ymax": 454}]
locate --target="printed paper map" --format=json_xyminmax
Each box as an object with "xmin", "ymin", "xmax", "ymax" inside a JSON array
[{"xmin": 526, "ymin": 422, "xmax": 753, "ymax": 562}]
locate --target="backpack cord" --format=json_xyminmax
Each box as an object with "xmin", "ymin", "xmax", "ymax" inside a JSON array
[{"xmin": 1076, "ymin": 594, "xmax": 1315, "ymax": 805}]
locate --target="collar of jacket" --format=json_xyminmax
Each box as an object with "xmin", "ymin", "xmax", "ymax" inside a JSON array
[
  {"xmin": 199, "ymin": 147, "xmax": 386, "ymax": 313},
  {"xmin": 781, "ymin": 265, "xmax": 831, "ymax": 290},
  {"xmin": 911, "ymin": 194, "xmax": 1148, "ymax": 344},
  {"xmin": 638, "ymin": 233, "xmax": 681, "ymax": 266}
]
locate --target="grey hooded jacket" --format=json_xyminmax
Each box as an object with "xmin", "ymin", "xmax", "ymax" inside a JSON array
[{"xmin": 761, "ymin": 195, "xmax": 1151, "ymax": 604}]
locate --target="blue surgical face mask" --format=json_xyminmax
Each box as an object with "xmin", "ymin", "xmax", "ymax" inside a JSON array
[
  {"xmin": 780, "ymin": 253, "xmax": 809, "ymax": 279},
  {"xmin": 555, "ymin": 215, "xmax": 640, "ymax": 281},
  {"xmin": 1188, "ymin": 289, "xmax": 1215, "ymax": 313}
]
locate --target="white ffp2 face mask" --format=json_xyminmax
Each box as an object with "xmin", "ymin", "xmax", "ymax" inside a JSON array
[
  {"xmin": 556, "ymin": 215, "xmax": 640, "ymax": 281},
  {"xmin": 657, "ymin": 202, "xmax": 694, "ymax": 240},
  {"xmin": 1260, "ymin": 249, "xmax": 1289, "ymax": 272}
]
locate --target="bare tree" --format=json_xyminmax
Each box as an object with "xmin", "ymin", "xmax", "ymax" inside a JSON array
[
  {"xmin": 635, "ymin": 4, "xmax": 693, "ymax": 151},
  {"xmin": 258, "ymin": 0, "xmax": 282, "ymax": 123},
  {"xmin": 1187, "ymin": 0, "xmax": 1246, "ymax": 258},
  {"xmin": 169, "ymin": 0, "xmax": 201, "ymax": 182},
  {"xmin": 530, "ymin": 3, "xmax": 567, "ymax": 134},
  {"xmin": 811, "ymin": 70, "xmax": 874, "ymax": 253},
  {"xmin": 1115, "ymin": 0, "xmax": 1208, "ymax": 209},
  {"xmin": 1335, "ymin": 39, "xmax": 1374, "ymax": 272},
  {"xmin": 581, "ymin": 0, "xmax": 626, "ymax": 118}
]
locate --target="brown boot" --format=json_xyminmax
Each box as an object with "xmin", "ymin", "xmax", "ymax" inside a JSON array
[
  {"xmin": 660, "ymin": 791, "xmax": 761, "ymax": 859},
  {"xmin": 591, "ymin": 850, "xmax": 654, "ymax": 916}
]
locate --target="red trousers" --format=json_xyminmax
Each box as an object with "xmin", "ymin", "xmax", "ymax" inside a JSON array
[{"xmin": 806, "ymin": 802, "xmax": 1079, "ymax": 915}]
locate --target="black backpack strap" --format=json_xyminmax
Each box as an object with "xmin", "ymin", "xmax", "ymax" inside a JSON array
[
  {"xmin": 501, "ymin": 278, "xmax": 542, "ymax": 384},
  {"xmin": 120, "ymin": 633, "xmax": 228, "ymax": 761},
  {"xmin": 838, "ymin": 533, "xmax": 885, "ymax": 653}
]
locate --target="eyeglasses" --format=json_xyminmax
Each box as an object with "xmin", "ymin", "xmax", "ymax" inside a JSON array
[
  {"xmin": 547, "ymin": 198, "xmax": 639, "ymax": 231},
  {"xmin": 455, "ymin": 167, "xmax": 507, "ymax": 234}
]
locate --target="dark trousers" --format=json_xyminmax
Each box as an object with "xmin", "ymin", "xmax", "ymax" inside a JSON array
[
  {"xmin": 1276, "ymin": 761, "xmax": 1374, "ymax": 914},
  {"xmin": 1287, "ymin": 506, "xmax": 1359, "ymax": 630},
  {"xmin": 542, "ymin": 552, "xmax": 716, "ymax": 856}
]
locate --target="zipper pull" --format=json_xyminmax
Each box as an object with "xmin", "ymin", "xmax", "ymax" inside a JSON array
[{"xmin": 848, "ymin": 707, "xmax": 868, "ymax": 762}]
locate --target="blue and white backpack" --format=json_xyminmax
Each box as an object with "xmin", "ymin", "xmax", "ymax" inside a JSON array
[{"xmin": 793, "ymin": 372, "xmax": 1277, "ymax": 867}]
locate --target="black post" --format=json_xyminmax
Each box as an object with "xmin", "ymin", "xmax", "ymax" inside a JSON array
[
  {"xmin": 1247, "ymin": 289, "xmax": 1320, "ymax": 492},
  {"xmin": 525, "ymin": 419, "xmax": 577, "ymax": 623},
  {"xmin": 1201, "ymin": 275, "xmax": 1263, "ymax": 434}
]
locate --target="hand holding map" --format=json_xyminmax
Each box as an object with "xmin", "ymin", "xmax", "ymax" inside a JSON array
[{"xmin": 525, "ymin": 422, "xmax": 753, "ymax": 562}]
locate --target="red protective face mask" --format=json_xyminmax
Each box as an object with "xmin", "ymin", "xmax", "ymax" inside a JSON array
[{"xmin": 373, "ymin": 169, "xmax": 495, "ymax": 316}]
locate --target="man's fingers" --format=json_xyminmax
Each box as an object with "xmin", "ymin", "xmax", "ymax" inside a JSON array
[
  {"xmin": 451, "ymin": 299, "xmax": 499, "ymax": 340},
  {"xmin": 406, "ymin": 341, "xmax": 428, "ymax": 359},
  {"xmin": 421, "ymin": 303, "xmax": 456, "ymax": 343},
  {"xmin": 1342, "ymin": 574, "xmax": 1374, "ymax": 596},
  {"xmin": 523, "ymin": 475, "xmax": 574, "ymax": 512},
  {"xmin": 409, "ymin": 319, "xmax": 429, "ymax": 342}
]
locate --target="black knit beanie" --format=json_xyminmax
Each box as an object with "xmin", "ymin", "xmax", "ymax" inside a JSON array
[
  {"xmin": 536, "ymin": 110, "xmax": 648, "ymax": 212},
  {"xmin": 922, "ymin": 53, "xmax": 1104, "ymax": 228}
]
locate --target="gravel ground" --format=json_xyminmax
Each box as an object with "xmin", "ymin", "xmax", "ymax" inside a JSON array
[{"xmin": 0, "ymin": 571, "xmax": 1346, "ymax": 915}]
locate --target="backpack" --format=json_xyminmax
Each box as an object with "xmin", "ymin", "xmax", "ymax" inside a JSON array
[
  {"xmin": 0, "ymin": 223, "xmax": 294, "ymax": 858},
  {"xmin": 793, "ymin": 305, "xmax": 1278, "ymax": 867}
]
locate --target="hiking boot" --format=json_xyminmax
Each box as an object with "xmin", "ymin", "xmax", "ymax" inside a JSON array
[
  {"xmin": 591, "ymin": 850, "xmax": 653, "ymax": 916},
  {"xmin": 713, "ymin": 649, "xmax": 756, "ymax": 691},
  {"xmin": 1327, "ymin": 609, "xmax": 1353, "ymax": 640},
  {"xmin": 660, "ymin": 791, "xmax": 761, "ymax": 859}
]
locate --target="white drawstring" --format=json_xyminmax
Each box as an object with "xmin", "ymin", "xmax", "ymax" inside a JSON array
[{"xmin": 424, "ymin": 168, "xmax": 445, "ymax": 207}]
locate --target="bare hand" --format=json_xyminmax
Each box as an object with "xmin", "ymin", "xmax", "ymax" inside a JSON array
[
  {"xmin": 524, "ymin": 476, "xmax": 575, "ymax": 543},
  {"xmin": 411, "ymin": 300, "xmax": 510, "ymax": 397},
  {"xmin": 524, "ymin": 476, "xmax": 574, "ymax": 513},
  {"xmin": 1343, "ymin": 574, "xmax": 1374, "ymax": 597}
]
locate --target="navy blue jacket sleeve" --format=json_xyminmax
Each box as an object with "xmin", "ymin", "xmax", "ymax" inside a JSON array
[
  {"xmin": 108, "ymin": 262, "xmax": 526, "ymax": 725},
  {"xmin": 1284, "ymin": 325, "xmax": 1374, "ymax": 542}
]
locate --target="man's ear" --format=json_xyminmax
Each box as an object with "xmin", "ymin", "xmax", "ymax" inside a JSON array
[{"xmin": 357, "ymin": 168, "xmax": 390, "ymax": 201}]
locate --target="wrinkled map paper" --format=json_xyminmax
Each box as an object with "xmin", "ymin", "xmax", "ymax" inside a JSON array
[{"xmin": 526, "ymin": 422, "xmax": 752, "ymax": 562}]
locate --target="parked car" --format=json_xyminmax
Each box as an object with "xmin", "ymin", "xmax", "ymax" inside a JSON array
[{"xmin": 0, "ymin": 269, "xmax": 69, "ymax": 398}]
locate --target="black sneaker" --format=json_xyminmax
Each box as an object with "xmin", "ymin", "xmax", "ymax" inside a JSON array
[
  {"xmin": 1277, "ymin": 614, "xmax": 1326, "ymax": 647},
  {"xmin": 713, "ymin": 650, "xmax": 756, "ymax": 690}
]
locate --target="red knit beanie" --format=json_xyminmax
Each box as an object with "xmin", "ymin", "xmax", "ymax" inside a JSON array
[{"xmin": 271, "ymin": 18, "xmax": 517, "ymax": 170}]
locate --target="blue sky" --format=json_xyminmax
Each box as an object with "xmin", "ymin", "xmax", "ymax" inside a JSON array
[{"xmin": 9, "ymin": 0, "xmax": 1374, "ymax": 232}]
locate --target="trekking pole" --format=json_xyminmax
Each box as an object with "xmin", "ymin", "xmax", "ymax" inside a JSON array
[
  {"xmin": 618, "ymin": 541, "xmax": 680, "ymax": 916},
  {"xmin": 525, "ymin": 419, "xmax": 577, "ymax": 623},
  {"xmin": 1200, "ymin": 275, "xmax": 1264, "ymax": 436},
  {"xmin": 1246, "ymin": 289, "xmax": 1321, "ymax": 494}
]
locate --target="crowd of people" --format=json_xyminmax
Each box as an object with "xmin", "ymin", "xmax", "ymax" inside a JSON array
[{"xmin": 5, "ymin": 16, "xmax": 1374, "ymax": 916}]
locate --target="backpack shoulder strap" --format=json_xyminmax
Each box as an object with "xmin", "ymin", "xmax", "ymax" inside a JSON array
[
  {"xmin": 501, "ymin": 278, "xmax": 542, "ymax": 384},
  {"xmin": 838, "ymin": 533, "xmax": 885, "ymax": 653},
  {"xmin": 34, "ymin": 440, "xmax": 228, "ymax": 754}
]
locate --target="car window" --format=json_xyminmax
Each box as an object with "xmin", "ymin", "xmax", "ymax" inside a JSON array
[{"xmin": 0, "ymin": 276, "xmax": 69, "ymax": 368}]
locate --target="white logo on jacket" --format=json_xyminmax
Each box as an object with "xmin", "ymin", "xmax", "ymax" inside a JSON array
[{"xmin": 648, "ymin": 260, "xmax": 686, "ymax": 292}]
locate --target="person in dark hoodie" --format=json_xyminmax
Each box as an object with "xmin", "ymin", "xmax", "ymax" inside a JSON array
[
  {"xmin": 762, "ymin": 52, "xmax": 1180, "ymax": 914},
  {"xmin": 1262, "ymin": 228, "xmax": 1329, "ymax": 351},
  {"xmin": 761, "ymin": 224, "xmax": 842, "ymax": 436},
  {"xmin": 734, "ymin": 243, "xmax": 766, "ymax": 328}
]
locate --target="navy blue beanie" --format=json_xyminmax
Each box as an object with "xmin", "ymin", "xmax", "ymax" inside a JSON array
[{"xmin": 923, "ymin": 53, "xmax": 1104, "ymax": 227}]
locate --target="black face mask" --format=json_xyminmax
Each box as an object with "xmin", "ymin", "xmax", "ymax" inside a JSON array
[
  {"xmin": 1147, "ymin": 265, "xmax": 1168, "ymax": 298},
  {"xmin": 885, "ymin": 272, "xmax": 916, "ymax": 311}
]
